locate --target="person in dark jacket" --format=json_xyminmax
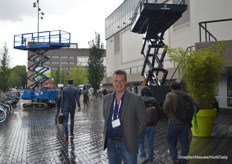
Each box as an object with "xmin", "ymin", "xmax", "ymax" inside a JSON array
[
  {"xmin": 55, "ymin": 85, "xmax": 63, "ymax": 124},
  {"xmin": 102, "ymin": 89, "xmax": 108, "ymax": 97},
  {"xmin": 163, "ymin": 81, "xmax": 192, "ymax": 164},
  {"xmin": 139, "ymin": 86, "xmax": 161, "ymax": 164},
  {"xmin": 61, "ymin": 79, "xmax": 81, "ymax": 140}
]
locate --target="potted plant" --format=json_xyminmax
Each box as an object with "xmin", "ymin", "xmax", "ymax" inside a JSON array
[{"xmin": 167, "ymin": 42, "xmax": 226, "ymax": 137}]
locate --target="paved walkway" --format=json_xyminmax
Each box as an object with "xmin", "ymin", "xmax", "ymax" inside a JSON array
[{"xmin": 0, "ymin": 96, "xmax": 231, "ymax": 164}]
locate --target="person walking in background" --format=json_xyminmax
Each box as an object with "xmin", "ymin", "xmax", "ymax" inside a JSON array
[
  {"xmin": 82, "ymin": 87, "xmax": 89, "ymax": 104},
  {"xmin": 55, "ymin": 84, "xmax": 63, "ymax": 124},
  {"xmin": 163, "ymin": 81, "xmax": 193, "ymax": 164},
  {"xmin": 139, "ymin": 86, "xmax": 161, "ymax": 164},
  {"xmin": 60, "ymin": 79, "xmax": 81, "ymax": 141},
  {"xmin": 77, "ymin": 86, "xmax": 82, "ymax": 98},
  {"xmin": 102, "ymin": 89, "xmax": 108, "ymax": 97},
  {"xmin": 103, "ymin": 70, "xmax": 147, "ymax": 164}
]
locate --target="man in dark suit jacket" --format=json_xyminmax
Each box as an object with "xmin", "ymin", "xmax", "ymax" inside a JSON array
[
  {"xmin": 103, "ymin": 70, "xmax": 147, "ymax": 164},
  {"xmin": 61, "ymin": 79, "xmax": 81, "ymax": 140}
]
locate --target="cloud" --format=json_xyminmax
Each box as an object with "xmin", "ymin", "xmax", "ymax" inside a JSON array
[
  {"xmin": 0, "ymin": 0, "xmax": 125, "ymax": 67},
  {"xmin": 0, "ymin": 0, "xmax": 122, "ymax": 22},
  {"xmin": 0, "ymin": 0, "xmax": 35, "ymax": 21},
  {"xmin": 0, "ymin": 0, "xmax": 78, "ymax": 22}
]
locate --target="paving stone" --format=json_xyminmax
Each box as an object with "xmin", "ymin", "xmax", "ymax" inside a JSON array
[{"xmin": 0, "ymin": 97, "xmax": 232, "ymax": 163}]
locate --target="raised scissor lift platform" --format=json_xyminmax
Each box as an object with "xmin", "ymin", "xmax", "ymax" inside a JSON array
[
  {"xmin": 131, "ymin": 1, "xmax": 187, "ymax": 86},
  {"xmin": 14, "ymin": 30, "xmax": 70, "ymax": 108},
  {"xmin": 14, "ymin": 30, "xmax": 70, "ymax": 90},
  {"xmin": 14, "ymin": 30, "xmax": 70, "ymax": 50}
]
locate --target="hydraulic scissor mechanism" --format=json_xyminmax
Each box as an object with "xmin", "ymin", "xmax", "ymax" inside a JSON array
[
  {"xmin": 141, "ymin": 27, "xmax": 168, "ymax": 86},
  {"xmin": 27, "ymin": 49, "xmax": 49, "ymax": 90},
  {"xmin": 131, "ymin": 1, "xmax": 187, "ymax": 86}
]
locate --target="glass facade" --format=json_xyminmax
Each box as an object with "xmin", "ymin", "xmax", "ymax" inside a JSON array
[
  {"xmin": 61, "ymin": 62, "xmax": 68, "ymax": 65},
  {"xmin": 51, "ymin": 62, "xmax": 59, "ymax": 64},
  {"xmin": 105, "ymin": 0, "xmax": 172, "ymax": 39},
  {"xmin": 51, "ymin": 56, "xmax": 59, "ymax": 59},
  {"xmin": 61, "ymin": 56, "xmax": 68, "ymax": 59},
  {"xmin": 105, "ymin": 0, "xmax": 139, "ymax": 39}
]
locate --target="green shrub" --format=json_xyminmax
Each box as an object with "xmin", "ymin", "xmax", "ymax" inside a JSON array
[{"xmin": 168, "ymin": 42, "xmax": 226, "ymax": 109}]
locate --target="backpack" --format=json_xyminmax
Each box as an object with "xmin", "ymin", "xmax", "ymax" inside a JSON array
[
  {"xmin": 83, "ymin": 89, "xmax": 88, "ymax": 96},
  {"xmin": 173, "ymin": 91, "xmax": 194, "ymax": 123},
  {"xmin": 55, "ymin": 91, "xmax": 62, "ymax": 104},
  {"xmin": 78, "ymin": 88, "xmax": 81, "ymax": 96},
  {"xmin": 145, "ymin": 99, "xmax": 162, "ymax": 123},
  {"xmin": 146, "ymin": 104, "xmax": 158, "ymax": 122}
]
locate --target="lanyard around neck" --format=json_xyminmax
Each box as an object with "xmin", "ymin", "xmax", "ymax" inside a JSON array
[{"xmin": 111, "ymin": 98, "xmax": 122, "ymax": 121}]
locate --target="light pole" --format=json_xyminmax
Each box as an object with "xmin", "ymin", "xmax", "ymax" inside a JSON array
[{"xmin": 33, "ymin": 0, "xmax": 44, "ymax": 43}]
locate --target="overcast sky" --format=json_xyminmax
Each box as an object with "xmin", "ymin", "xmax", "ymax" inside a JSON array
[{"xmin": 0, "ymin": 0, "xmax": 124, "ymax": 67}]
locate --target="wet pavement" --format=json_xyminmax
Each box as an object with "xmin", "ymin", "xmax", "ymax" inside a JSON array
[
  {"xmin": 0, "ymin": 96, "xmax": 232, "ymax": 164},
  {"xmin": 0, "ymin": 97, "xmax": 107, "ymax": 164}
]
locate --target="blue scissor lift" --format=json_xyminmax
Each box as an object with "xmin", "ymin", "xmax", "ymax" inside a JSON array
[
  {"xmin": 131, "ymin": 0, "xmax": 187, "ymax": 103},
  {"xmin": 14, "ymin": 30, "xmax": 71, "ymax": 108}
]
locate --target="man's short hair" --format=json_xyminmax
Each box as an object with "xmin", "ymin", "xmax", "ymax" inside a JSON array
[
  {"xmin": 68, "ymin": 79, "xmax": 73, "ymax": 85},
  {"xmin": 113, "ymin": 70, "xmax": 127, "ymax": 81},
  {"xmin": 170, "ymin": 81, "xmax": 181, "ymax": 90}
]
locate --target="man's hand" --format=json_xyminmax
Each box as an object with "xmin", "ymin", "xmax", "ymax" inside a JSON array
[
  {"xmin": 60, "ymin": 107, "xmax": 63, "ymax": 113},
  {"xmin": 78, "ymin": 107, "xmax": 81, "ymax": 112}
]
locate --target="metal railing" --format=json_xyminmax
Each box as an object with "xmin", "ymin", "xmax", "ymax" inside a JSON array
[
  {"xmin": 14, "ymin": 30, "xmax": 71, "ymax": 50},
  {"xmin": 199, "ymin": 18, "xmax": 232, "ymax": 42}
]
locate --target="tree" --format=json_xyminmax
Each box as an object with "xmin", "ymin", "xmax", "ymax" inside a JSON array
[
  {"xmin": 88, "ymin": 32, "xmax": 105, "ymax": 96},
  {"xmin": 56, "ymin": 67, "xmax": 61, "ymax": 85},
  {"xmin": 9, "ymin": 65, "xmax": 27, "ymax": 89},
  {"xmin": 60, "ymin": 69, "xmax": 67, "ymax": 86},
  {"xmin": 0, "ymin": 43, "xmax": 11, "ymax": 92},
  {"xmin": 51, "ymin": 68, "xmax": 68, "ymax": 87},
  {"xmin": 68, "ymin": 62, "xmax": 88, "ymax": 86},
  {"xmin": 51, "ymin": 68, "xmax": 61, "ymax": 86},
  {"xmin": 9, "ymin": 71, "xmax": 21, "ymax": 88},
  {"xmin": 51, "ymin": 68, "xmax": 57, "ymax": 85}
]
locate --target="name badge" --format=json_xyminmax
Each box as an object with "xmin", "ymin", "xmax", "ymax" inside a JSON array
[{"xmin": 112, "ymin": 118, "xmax": 120, "ymax": 128}]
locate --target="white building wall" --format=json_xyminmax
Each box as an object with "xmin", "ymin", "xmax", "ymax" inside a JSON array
[
  {"xmin": 106, "ymin": 36, "xmax": 121, "ymax": 77},
  {"xmin": 107, "ymin": 0, "xmax": 232, "ymax": 73},
  {"xmin": 169, "ymin": 23, "xmax": 192, "ymax": 48},
  {"xmin": 190, "ymin": 0, "xmax": 232, "ymax": 43},
  {"xmin": 106, "ymin": 26, "xmax": 145, "ymax": 77},
  {"xmin": 105, "ymin": 1, "xmax": 232, "ymax": 104},
  {"xmin": 121, "ymin": 28, "xmax": 143, "ymax": 64}
]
